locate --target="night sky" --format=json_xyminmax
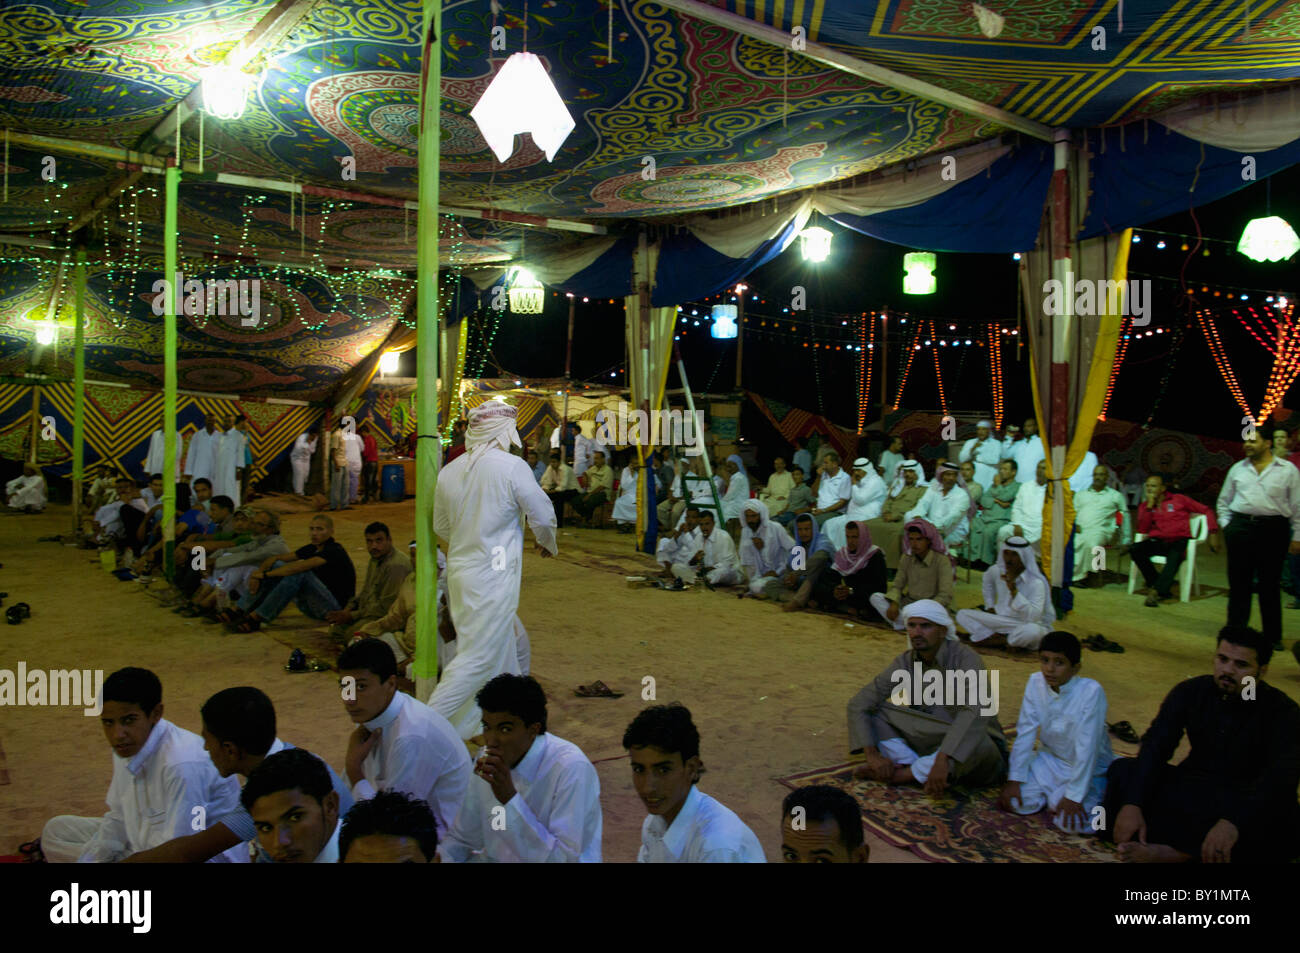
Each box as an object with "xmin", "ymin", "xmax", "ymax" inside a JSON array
[{"xmin": 404, "ymin": 163, "xmax": 1299, "ymax": 448}]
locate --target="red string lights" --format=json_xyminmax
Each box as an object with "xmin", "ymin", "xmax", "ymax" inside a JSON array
[
  {"xmin": 1098, "ymin": 316, "xmax": 1130, "ymax": 421},
  {"xmin": 988, "ymin": 322, "xmax": 1004, "ymax": 429},
  {"xmin": 856, "ymin": 313, "xmax": 875, "ymax": 433}
]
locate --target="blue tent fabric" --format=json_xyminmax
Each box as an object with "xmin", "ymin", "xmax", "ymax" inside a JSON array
[{"xmin": 651, "ymin": 215, "xmax": 804, "ymax": 306}]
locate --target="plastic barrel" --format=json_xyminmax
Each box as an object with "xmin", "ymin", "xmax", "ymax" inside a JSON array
[{"xmin": 381, "ymin": 463, "xmax": 406, "ymax": 502}]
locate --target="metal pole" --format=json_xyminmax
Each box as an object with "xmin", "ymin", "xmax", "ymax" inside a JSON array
[
  {"xmin": 734, "ymin": 284, "xmax": 744, "ymax": 390},
  {"xmin": 413, "ymin": 0, "xmax": 442, "ymax": 703},
  {"xmin": 162, "ymin": 163, "xmax": 180, "ymax": 579},
  {"xmin": 1046, "ymin": 129, "xmax": 1073, "ymax": 588},
  {"xmin": 562, "ymin": 293, "xmax": 574, "ymax": 438},
  {"xmin": 72, "ymin": 247, "xmax": 87, "ymax": 536},
  {"xmin": 879, "ymin": 312, "xmax": 888, "ymax": 424}
]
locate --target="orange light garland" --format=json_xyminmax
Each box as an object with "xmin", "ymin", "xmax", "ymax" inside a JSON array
[
  {"xmin": 857, "ymin": 313, "xmax": 875, "ymax": 433},
  {"xmin": 1098, "ymin": 316, "xmax": 1130, "ymax": 421}
]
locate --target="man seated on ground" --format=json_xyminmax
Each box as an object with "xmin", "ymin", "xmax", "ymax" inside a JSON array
[
  {"xmin": 611, "ymin": 459, "xmax": 642, "ymax": 532},
  {"xmin": 998, "ymin": 632, "xmax": 1113, "ymax": 834},
  {"xmin": 771, "ymin": 465, "xmax": 815, "ymax": 529},
  {"xmin": 1072, "ymin": 463, "xmax": 1130, "ymax": 587},
  {"xmin": 338, "ymin": 639, "xmax": 472, "ymax": 837},
  {"xmin": 719, "ymin": 457, "xmax": 750, "ymax": 539},
  {"xmin": 848, "ymin": 601, "xmax": 1008, "ymax": 795},
  {"xmin": 676, "ymin": 510, "xmax": 743, "ymax": 589},
  {"xmin": 655, "ymin": 505, "xmax": 703, "ymax": 580},
  {"xmin": 625, "ymin": 703, "xmax": 765, "ymax": 863},
  {"xmin": 1124, "ymin": 473, "xmax": 1220, "ymax": 607},
  {"xmin": 868, "ymin": 519, "xmax": 955, "ymax": 633},
  {"xmin": 358, "ymin": 543, "xmax": 449, "ymax": 682},
  {"xmin": 999, "ymin": 459, "xmax": 1048, "ymax": 549},
  {"xmin": 1103, "ymin": 625, "xmax": 1300, "ymax": 863},
  {"xmin": 809, "ymin": 452, "xmax": 851, "ymax": 528},
  {"xmin": 153, "ymin": 495, "xmax": 237, "ymax": 606},
  {"xmin": 242, "ymin": 748, "xmax": 343, "ymax": 863},
  {"xmin": 123, "ymin": 686, "xmax": 353, "ymax": 862},
  {"xmin": 760, "ymin": 455, "xmax": 794, "ymax": 518},
  {"xmin": 132, "ymin": 487, "xmax": 207, "ymax": 578},
  {"xmin": 955, "ymin": 536, "xmax": 1055, "ymax": 650},
  {"xmin": 340, "ymin": 790, "xmax": 440, "ymax": 863},
  {"xmin": 325, "ymin": 521, "xmax": 411, "ymax": 641},
  {"xmin": 188, "ymin": 477, "xmax": 213, "ymax": 513},
  {"xmin": 439, "ymin": 675, "xmax": 602, "ymax": 862},
  {"xmin": 88, "ymin": 477, "xmax": 148, "ymax": 558},
  {"xmin": 540, "ymin": 450, "xmax": 580, "ymax": 528},
  {"xmin": 40, "ymin": 667, "xmax": 243, "ymax": 863},
  {"xmin": 225, "ymin": 513, "xmax": 356, "ymax": 632},
  {"xmin": 85, "ymin": 465, "xmax": 119, "ymax": 513},
  {"xmin": 6, "ymin": 462, "xmax": 48, "ymax": 512},
  {"xmin": 969, "ymin": 460, "xmax": 1018, "ymax": 568},
  {"xmin": 904, "ymin": 462, "xmax": 973, "ymax": 551},
  {"xmin": 183, "ymin": 508, "xmax": 288, "ymax": 617},
  {"xmin": 571, "ymin": 450, "xmax": 614, "ymax": 526},
  {"xmin": 812, "ymin": 521, "xmax": 887, "ymax": 620},
  {"xmin": 762, "ymin": 512, "xmax": 836, "ymax": 611},
  {"xmin": 738, "ymin": 500, "xmax": 795, "ymax": 598},
  {"xmin": 780, "ymin": 785, "xmax": 869, "ymax": 863}
]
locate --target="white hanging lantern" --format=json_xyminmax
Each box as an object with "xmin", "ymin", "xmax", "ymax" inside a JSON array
[
  {"xmin": 798, "ymin": 226, "xmax": 833, "ymax": 262},
  {"xmin": 202, "ymin": 65, "xmax": 254, "ymax": 120},
  {"xmin": 509, "ymin": 267, "xmax": 545, "ymax": 314},
  {"xmin": 1237, "ymin": 216, "xmax": 1300, "ymax": 262},
  {"xmin": 470, "ymin": 52, "xmax": 575, "ymax": 163},
  {"xmin": 972, "ymin": 3, "xmax": 1005, "ymax": 38},
  {"xmin": 710, "ymin": 304, "xmax": 738, "ymax": 339}
]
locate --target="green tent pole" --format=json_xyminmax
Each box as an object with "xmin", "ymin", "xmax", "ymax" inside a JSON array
[
  {"xmin": 72, "ymin": 247, "xmax": 86, "ymax": 537},
  {"xmin": 413, "ymin": 0, "xmax": 442, "ymax": 703},
  {"xmin": 162, "ymin": 163, "xmax": 180, "ymax": 579}
]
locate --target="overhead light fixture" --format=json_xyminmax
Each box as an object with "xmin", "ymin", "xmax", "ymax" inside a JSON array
[
  {"xmin": 34, "ymin": 323, "xmax": 57, "ymax": 346},
  {"xmin": 378, "ymin": 351, "xmax": 400, "ymax": 375},
  {"xmin": 903, "ymin": 251, "xmax": 937, "ymax": 295},
  {"xmin": 508, "ymin": 267, "xmax": 545, "ymax": 314},
  {"xmin": 710, "ymin": 304, "xmax": 738, "ymax": 340},
  {"xmin": 1237, "ymin": 216, "xmax": 1300, "ymax": 262},
  {"xmin": 470, "ymin": 52, "xmax": 575, "ymax": 163},
  {"xmin": 972, "ymin": 3, "xmax": 1005, "ymax": 37},
  {"xmin": 201, "ymin": 64, "xmax": 254, "ymax": 120},
  {"xmin": 798, "ymin": 226, "xmax": 832, "ymax": 263}
]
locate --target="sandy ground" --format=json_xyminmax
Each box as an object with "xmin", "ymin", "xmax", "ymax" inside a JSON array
[{"xmin": 1, "ymin": 500, "xmax": 1297, "ymax": 863}]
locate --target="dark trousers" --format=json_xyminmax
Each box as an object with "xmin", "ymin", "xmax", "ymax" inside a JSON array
[
  {"xmin": 547, "ymin": 490, "xmax": 577, "ymax": 527},
  {"xmin": 1224, "ymin": 515, "xmax": 1290, "ymax": 644},
  {"xmin": 571, "ymin": 489, "xmax": 607, "ymax": 520},
  {"xmin": 1130, "ymin": 537, "xmax": 1188, "ymax": 598},
  {"xmin": 362, "ymin": 461, "xmax": 379, "ymax": 501}
]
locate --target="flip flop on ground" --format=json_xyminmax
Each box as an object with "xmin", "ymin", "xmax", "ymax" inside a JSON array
[{"xmin": 574, "ymin": 680, "xmax": 623, "ymax": 698}]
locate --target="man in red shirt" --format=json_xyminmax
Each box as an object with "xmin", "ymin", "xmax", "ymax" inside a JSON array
[
  {"xmin": 360, "ymin": 429, "xmax": 380, "ymax": 503},
  {"xmin": 1124, "ymin": 474, "xmax": 1220, "ymax": 606}
]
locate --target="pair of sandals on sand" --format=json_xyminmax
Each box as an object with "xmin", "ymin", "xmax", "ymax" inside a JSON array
[{"xmin": 1082, "ymin": 634, "xmax": 1124, "ymax": 653}]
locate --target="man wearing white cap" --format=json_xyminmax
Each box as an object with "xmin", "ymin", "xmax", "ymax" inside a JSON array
[
  {"xmin": 431, "ymin": 401, "xmax": 558, "ymax": 740},
  {"xmin": 847, "ymin": 600, "xmax": 1007, "ymax": 794},
  {"xmin": 959, "ymin": 421, "xmax": 1002, "ymax": 489},
  {"xmin": 956, "ymin": 536, "xmax": 1056, "ymax": 650},
  {"xmin": 821, "ymin": 458, "xmax": 887, "ymax": 551}
]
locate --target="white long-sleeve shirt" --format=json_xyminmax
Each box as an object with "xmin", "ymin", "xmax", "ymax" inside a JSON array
[
  {"xmin": 699, "ymin": 526, "xmax": 740, "ymax": 573},
  {"xmin": 1216, "ymin": 456, "xmax": 1300, "ymax": 541},
  {"xmin": 1009, "ymin": 480, "xmax": 1047, "ymax": 542},
  {"xmin": 904, "ymin": 484, "xmax": 970, "ymax": 539},
  {"xmin": 291, "ymin": 433, "xmax": 317, "ymax": 461},
  {"xmin": 879, "ymin": 450, "xmax": 905, "ymax": 486},
  {"xmin": 845, "ymin": 471, "xmax": 887, "ymax": 521},
  {"xmin": 1008, "ymin": 673, "xmax": 1114, "ymax": 805},
  {"xmin": 6, "ymin": 473, "xmax": 47, "ymax": 509},
  {"xmin": 144, "ymin": 428, "xmax": 183, "ymax": 480},
  {"xmin": 438, "ymin": 732, "xmax": 602, "ymax": 863},
  {"xmin": 541, "ymin": 463, "xmax": 579, "ymax": 493},
  {"xmin": 637, "ymin": 785, "xmax": 765, "ymax": 863},
  {"xmin": 1067, "ymin": 451, "xmax": 1099, "ymax": 495},
  {"xmin": 980, "ymin": 564, "xmax": 1050, "ymax": 626},
  {"xmin": 720, "ymin": 471, "xmax": 750, "ymax": 521},
  {"xmin": 184, "ymin": 428, "xmax": 221, "ymax": 482},
  {"xmin": 959, "ymin": 437, "xmax": 1002, "ymax": 488},
  {"xmin": 739, "ymin": 520, "xmax": 794, "ymax": 577},
  {"xmin": 80, "ymin": 718, "xmax": 242, "ymax": 863},
  {"xmin": 352, "ymin": 690, "xmax": 472, "ymax": 837},
  {"xmin": 1002, "ymin": 435, "xmax": 1045, "ymax": 483},
  {"xmin": 657, "ymin": 526, "xmax": 702, "ymax": 564}
]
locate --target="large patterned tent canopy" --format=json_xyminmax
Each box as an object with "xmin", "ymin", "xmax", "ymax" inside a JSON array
[{"xmin": 1, "ymin": 0, "xmax": 1298, "ymax": 398}]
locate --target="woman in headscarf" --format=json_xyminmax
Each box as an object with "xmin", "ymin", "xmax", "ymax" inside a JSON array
[
  {"xmin": 811, "ymin": 520, "xmax": 887, "ymax": 620},
  {"xmin": 904, "ymin": 462, "xmax": 974, "ymax": 549},
  {"xmin": 762, "ymin": 512, "xmax": 835, "ymax": 612},
  {"xmin": 738, "ymin": 499, "xmax": 795, "ymax": 598},
  {"xmin": 821, "ymin": 457, "xmax": 888, "ymax": 551},
  {"xmin": 969, "ymin": 458, "xmax": 1020, "ymax": 566},
  {"xmin": 956, "ymin": 535, "xmax": 1056, "ymax": 650},
  {"xmin": 864, "ymin": 460, "xmax": 928, "ymax": 570}
]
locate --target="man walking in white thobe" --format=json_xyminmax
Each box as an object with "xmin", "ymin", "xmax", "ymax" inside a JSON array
[
  {"xmin": 431, "ymin": 402, "xmax": 558, "ymax": 740},
  {"xmin": 290, "ymin": 427, "xmax": 319, "ymax": 495},
  {"xmin": 184, "ymin": 415, "xmax": 222, "ymax": 485},
  {"xmin": 344, "ymin": 424, "xmax": 363, "ymax": 503},
  {"xmin": 1072, "ymin": 464, "xmax": 1129, "ymax": 584},
  {"xmin": 956, "ymin": 536, "xmax": 1055, "ymax": 649},
  {"xmin": 959, "ymin": 420, "xmax": 1003, "ymax": 489}
]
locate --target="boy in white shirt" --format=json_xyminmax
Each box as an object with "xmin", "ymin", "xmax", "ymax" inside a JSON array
[
  {"xmin": 998, "ymin": 632, "xmax": 1114, "ymax": 833},
  {"xmin": 439, "ymin": 674, "xmax": 602, "ymax": 862},
  {"xmin": 41, "ymin": 667, "xmax": 243, "ymax": 863},
  {"xmin": 625, "ymin": 704, "xmax": 765, "ymax": 863},
  {"xmin": 243, "ymin": 748, "xmax": 342, "ymax": 863}
]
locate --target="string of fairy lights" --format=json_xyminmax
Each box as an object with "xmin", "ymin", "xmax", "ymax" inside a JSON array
[{"xmin": 1196, "ymin": 300, "xmax": 1300, "ymax": 422}]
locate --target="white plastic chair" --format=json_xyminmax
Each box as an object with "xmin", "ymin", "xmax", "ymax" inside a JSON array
[{"xmin": 1127, "ymin": 513, "xmax": 1207, "ymax": 602}]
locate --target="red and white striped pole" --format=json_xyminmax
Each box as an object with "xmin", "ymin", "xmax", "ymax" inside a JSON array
[{"xmin": 1046, "ymin": 128, "xmax": 1074, "ymax": 586}]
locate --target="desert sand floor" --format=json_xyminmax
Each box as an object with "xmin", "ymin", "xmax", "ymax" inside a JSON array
[{"xmin": 2, "ymin": 500, "xmax": 1297, "ymax": 864}]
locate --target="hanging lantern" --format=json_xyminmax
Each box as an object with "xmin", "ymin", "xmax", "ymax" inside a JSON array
[
  {"xmin": 972, "ymin": 2, "xmax": 1005, "ymax": 37},
  {"xmin": 378, "ymin": 351, "xmax": 400, "ymax": 375},
  {"xmin": 1237, "ymin": 216, "xmax": 1300, "ymax": 262},
  {"xmin": 201, "ymin": 65, "xmax": 254, "ymax": 120},
  {"xmin": 508, "ymin": 267, "xmax": 545, "ymax": 314},
  {"xmin": 710, "ymin": 304, "xmax": 738, "ymax": 339},
  {"xmin": 470, "ymin": 52, "xmax": 575, "ymax": 163},
  {"xmin": 798, "ymin": 226, "xmax": 833, "ymax": 262},
  {"xmin": 903, "ymin": 251, "xmax": 937, "ymax": 294}
]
